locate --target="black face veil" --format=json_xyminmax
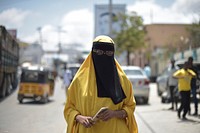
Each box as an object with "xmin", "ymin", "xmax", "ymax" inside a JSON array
[{"xmin": 92, "ymin": 42, "xmax": 126, "ymax": 104}]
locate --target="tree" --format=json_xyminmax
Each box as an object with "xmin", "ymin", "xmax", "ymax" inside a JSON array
[
  {"xmin": 188, "ymin": 16, "xmax": 200, "ymax": 49},
  {"xmin": 113, "ymin": 11, "xmax": 146, "ymax": 65}
]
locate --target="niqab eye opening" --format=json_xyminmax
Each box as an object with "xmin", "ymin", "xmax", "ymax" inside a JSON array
[
  {"xmin": 92, "ymin": 42, "xmax": 126, "ymax": 104},
  {"xmin": 93, "ymin": 49, "xmax": 114, "ymax": 56}
]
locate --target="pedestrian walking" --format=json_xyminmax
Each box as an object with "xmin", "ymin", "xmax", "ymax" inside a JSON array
[
  {"xmin": 188, "ymin": 56, "xmax": 199, "ymax": 116},
  {"xmin": 173, "ymin": 61, "xmax": 196, "ymax": 120},
  {"xmin": 63, "ymin": 35, "xmax": 138, "ymax": 133},
  {"xmin": 144, "ymin": 63, "xmax": 151, "ymax": 79},
  {"xmin": 167, "ymin": 59, "xmax": 178, "ymax": 110},
  {"xmin": 63, "ymin": 64, "xmax": 72, "ymax": 96}
]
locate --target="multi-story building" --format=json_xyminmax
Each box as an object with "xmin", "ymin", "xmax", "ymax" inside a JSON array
[{"xmin": 131, "ymin": 24, "xmax": 192, "ymax": 79}]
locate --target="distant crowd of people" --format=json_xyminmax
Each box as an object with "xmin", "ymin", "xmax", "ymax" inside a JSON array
[{"xmin": 167, "ymin": 56, "xmax": 199, "ymax": 120}]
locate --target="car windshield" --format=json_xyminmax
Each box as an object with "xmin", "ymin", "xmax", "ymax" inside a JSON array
[
  {"xmin": 21, "ymin": 70, "xmax": 47, "ymax": 83},
  {"xmin": 123, "ymin": 69, "xmax": 143, "ymax": 76}
]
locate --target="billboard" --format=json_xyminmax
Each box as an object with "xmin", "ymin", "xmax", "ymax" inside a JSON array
[{"xmin": 94, "ymin": 4, "xmax": 126, "ymax": 37}]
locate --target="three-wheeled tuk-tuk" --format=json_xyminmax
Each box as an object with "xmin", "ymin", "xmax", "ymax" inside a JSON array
[{"xmin": 17, "ymin": 65, "xmax": 55, "ymax": 103}]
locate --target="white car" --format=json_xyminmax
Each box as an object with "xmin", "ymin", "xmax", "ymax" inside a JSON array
[
  {"xmin": 156, "ymin": 67, "xmax": 169, "ymax": 96},
  {"xmin": 122, "ymin": 66, "xmax": 150, "ymax": 104}
]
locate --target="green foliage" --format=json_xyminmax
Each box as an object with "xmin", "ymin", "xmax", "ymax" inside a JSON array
[
  {"xmin": 113, "ymin": 11, "xmax": 146, "ymax": 64},
  {"xmin": 188, "ymin": 17, "xmax": 200, "ymax": 48}
]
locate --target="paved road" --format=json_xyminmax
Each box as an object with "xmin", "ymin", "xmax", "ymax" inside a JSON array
[
  {"xmin": 0, "ymin": 78, "xmax": 66, "ymax": 133},
  {"xmin": 0, "ymin": 79, "xmax": 200, "ymax": 133}
]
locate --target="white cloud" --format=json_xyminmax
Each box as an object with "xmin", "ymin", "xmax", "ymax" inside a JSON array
[
  {"xmin": 127, "ymin": 0, "xmax": 199, "ymax": 24},
  {"xmin": 22, "ymin": 25, "xmax": 59, "ymax": 50},
  {"xmin": 127, "ymin": 1, "xmax": 158, "ymax": 24},
  {"xmin": 21, "ymin": 32, "xmax": 38, "ymax": 44},
  {"xmin": 172, "ymin": 0, "xmax": 200, "ymax": 14},
  {"xmin": 0, "ymin": 8, "xmax": 29, "ymax": 28},
  {"xmin": 7, "ymin": 1, "xmax": 199, "ymax": 51},
  {"xmin": 22, "ymin": 9, "xmax": 94, "ymax": 51},
  {"xmin": 60, "ymin": 9, "xmax": 94, "ymax": 50}
]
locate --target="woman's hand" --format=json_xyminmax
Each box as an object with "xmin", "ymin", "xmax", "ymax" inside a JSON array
[
  {"xmin": 97, "ymin": 109, "xmax": 116, "ymax": 121},
  {"xmin": 75, "ymin": 115, "xmax": 94, "ymax": 128},
  {"xmin": 97, "ymin": 109, "xmax": 127, "ymax": 121}
]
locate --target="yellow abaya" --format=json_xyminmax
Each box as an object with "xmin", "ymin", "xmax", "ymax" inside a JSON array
[{"xmin": 64, "ymin": 52, "xmax": 138, "ymax": 133}]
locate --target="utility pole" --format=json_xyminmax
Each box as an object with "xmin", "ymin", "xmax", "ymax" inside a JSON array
[
  {"xmin": 56, "ymin": 26, "xmax": 67, "ymax": 55},
  {"xmin": 57, "ymin": 26, "xmax": 61, "ymax": 55},
  {"xmin": 37, "ymin": 27, "xmax": 42, "ymax": 45},
  {"xmin": 109, "ymin": 0, "xmax": 112, "ymax": 37}
]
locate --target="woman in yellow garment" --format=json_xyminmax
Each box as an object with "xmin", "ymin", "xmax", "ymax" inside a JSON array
[
  {"xmin": 64, "ymin": 35, "xmax": 138, "ymax": 133},
  {"xmin": 173, "ymin": 61, "xmax": 196, "ymax": 120}
]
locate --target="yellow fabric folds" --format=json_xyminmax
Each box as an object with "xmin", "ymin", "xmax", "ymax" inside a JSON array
[{"xmin": 64, "ymin": 52, "xmax": 138, "ymax": 133}]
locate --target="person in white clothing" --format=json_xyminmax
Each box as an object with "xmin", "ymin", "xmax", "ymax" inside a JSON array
[
  {"xmin": 144, "ymin": 63, "xmax": 151, "ymax": 79},
  {"xmin": 167, "ymin": 59, "xmax": 179, "ymax": 110},
  {"xmin": 63, "ymin": 65, "xmax": 72, "ymax": 96}
]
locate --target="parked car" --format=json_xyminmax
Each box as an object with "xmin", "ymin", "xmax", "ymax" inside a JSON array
[
  {"xmin": 122, "ymin": 66, "xmax": 150, "ymax": 104},
  {"xmin": 156, "ymin": 67, "xmax": 170, "ymax": 96}
]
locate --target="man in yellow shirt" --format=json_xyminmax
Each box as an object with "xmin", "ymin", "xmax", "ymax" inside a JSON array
[
  {"xmin": 63, "ymin": 35, "xmax": 138, "ymax": 133},
  {"xmin": 173, "ymin": 61, "xmax": 196, "ymax": 120}
]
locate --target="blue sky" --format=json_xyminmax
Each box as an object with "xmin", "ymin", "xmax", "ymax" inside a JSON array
[{"xmin": 0, "ymin": 0, "xmax": 199, "ymax": 51}]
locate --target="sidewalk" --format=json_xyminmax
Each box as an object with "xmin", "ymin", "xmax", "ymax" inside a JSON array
[
  {"xmin": 136, "ymin": 102, "xmax": 200, "ymax": 133},
  {"xmin": 136, "ymin": 83, "xmax": 200, "ymax": 133}
]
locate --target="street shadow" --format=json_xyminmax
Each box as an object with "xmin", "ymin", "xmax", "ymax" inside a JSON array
[
  {"xmin": 136, "ymin": 102, "xmax": 150, "ymax": 106},
  {"xmin": 0, "ymin": 87, "xmax": 18, "ymax": 103},
  {"xmin": 18, "ymin": 99, "xmax": 54, "ymax": 105},
  {"xmin": 177, "ymin": 118, "xmax": 200, "ymax": 124},
  {"xmin": 162, "ymin": 108, "xmax": 178, "ymax": 112},
  {"xmin": 135, "ymin": 99, "xmax": 150, "ymax": 106}
]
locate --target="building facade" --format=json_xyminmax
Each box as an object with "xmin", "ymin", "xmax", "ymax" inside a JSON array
[{"xmin": 131, "ymin": 24, "xmax": 192, "ymax": 78}]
